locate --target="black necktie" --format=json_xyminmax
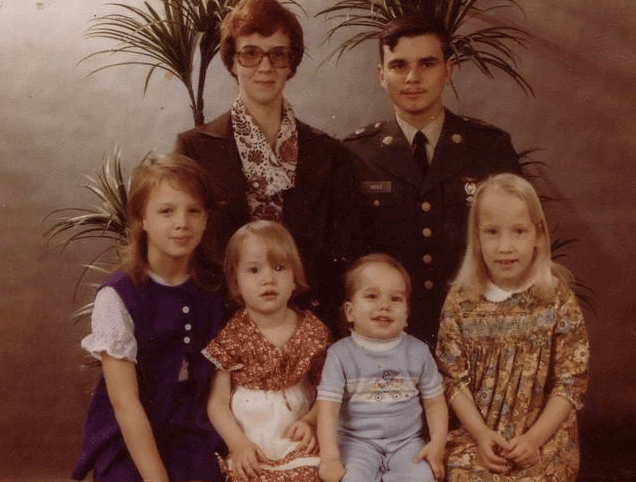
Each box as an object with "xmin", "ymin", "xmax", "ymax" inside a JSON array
[{"xmin": 413, "ymin": 131, "xmax": 429, "ymax": 178}]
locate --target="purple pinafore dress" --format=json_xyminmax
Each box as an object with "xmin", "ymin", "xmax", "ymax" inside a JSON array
[{"xmin": 72, "ymin": 271, "xmax": 225, "ymax": 482}]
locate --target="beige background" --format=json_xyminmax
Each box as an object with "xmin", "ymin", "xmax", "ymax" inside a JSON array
[{"xmin": 1, "ymin": 0, "xmax": 635, "ymax": 480}]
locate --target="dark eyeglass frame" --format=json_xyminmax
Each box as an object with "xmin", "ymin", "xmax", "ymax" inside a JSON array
[{"xmin": 236, "ymin": 46, "xmax": 293, "ymax": 69}]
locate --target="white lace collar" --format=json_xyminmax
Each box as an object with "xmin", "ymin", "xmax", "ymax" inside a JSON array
[{"xmin": 484, "ymin": 279, "xmax": 534, "ymax": 302}]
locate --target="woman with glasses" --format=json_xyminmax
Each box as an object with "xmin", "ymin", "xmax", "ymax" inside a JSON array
[{"xmin": 176, "ymin": 0, "xmax": 360, "ymax": 327}]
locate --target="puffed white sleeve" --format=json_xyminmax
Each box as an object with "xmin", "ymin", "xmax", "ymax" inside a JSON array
[{"xmin": 80, "ymin": 286, "xmax": 137, "ymax": 363}]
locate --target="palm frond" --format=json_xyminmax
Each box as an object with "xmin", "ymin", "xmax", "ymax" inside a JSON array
[
  {"xmin": 45, "ymin": 148, "xmax": 128, "ymax": 250},
  {"xmin": 44, "ymin": 146, "xmax": 130, "ymax": 318},
  {"xmin": 81, "ymin": 0, "xmax": 240, "ymax": 125},
  {"xmin": 549, "ymin": 238, "xmax": 596, "ymax": 314},
  {"xmin": 316, "ymin": 0, "xmax": 533, "ymax": 96}
]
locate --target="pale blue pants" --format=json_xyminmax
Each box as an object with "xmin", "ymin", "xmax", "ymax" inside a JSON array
[{"xmin": 339, "ymin": 433, "xmax": 435, "ymax": 482}]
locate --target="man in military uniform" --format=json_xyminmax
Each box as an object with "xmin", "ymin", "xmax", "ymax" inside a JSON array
[{"xmin": 345, "ymin": 15, "xmax": 521, "ymax": 347}]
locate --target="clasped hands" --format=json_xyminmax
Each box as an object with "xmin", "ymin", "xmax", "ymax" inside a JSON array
[{"xmin": 476, "ymin": 429, "xmax": 541, "ymax": 473}]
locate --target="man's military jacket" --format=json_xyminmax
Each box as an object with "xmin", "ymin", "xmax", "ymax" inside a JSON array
[{"xmin": 344, "ymin": 109, "xmax": 522, "ymax": 346}]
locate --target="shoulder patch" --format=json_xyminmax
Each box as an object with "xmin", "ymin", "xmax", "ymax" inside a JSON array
[{"xmin": 344, "ymin": 122, "xmax": 382, "ymax": 141}]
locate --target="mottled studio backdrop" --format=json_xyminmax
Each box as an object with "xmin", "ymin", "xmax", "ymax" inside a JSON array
[{"xmin": 1, "ymin": 0, "xmax": 635, "ymax": 480}]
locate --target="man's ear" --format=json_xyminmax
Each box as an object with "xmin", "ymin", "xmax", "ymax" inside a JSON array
[
  {"xmin": 445, "ymin": 59, "xmax": 454, "ymax": 84},
  {"xmin": 377, "ymin": 63, "xmax": 386, "ymax": 89}
]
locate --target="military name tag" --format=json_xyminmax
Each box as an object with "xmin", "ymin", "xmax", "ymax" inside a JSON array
[{"xmin": 361, "ymin": 181, "xmax": 392, "ymax": 193}]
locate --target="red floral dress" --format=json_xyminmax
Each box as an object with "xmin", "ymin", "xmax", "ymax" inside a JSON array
[{"xmin": 203, "ymin": 308, "xmax": 330, "ymax": 482}]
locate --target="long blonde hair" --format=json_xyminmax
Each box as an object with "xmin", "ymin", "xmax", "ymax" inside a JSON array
[
  {"xmin": 121, "ymin": 152, "xmax": 215, "ymax": 286},
  {"xmin": 223, "ymin": 220, "xmax": 308, "ymax": 305},
  {"xmin": 452, "ymin": 173, "xmax": 571, "ymax": 302}
]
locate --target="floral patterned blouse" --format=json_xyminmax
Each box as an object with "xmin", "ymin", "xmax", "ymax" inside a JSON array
[
  {"xmin": 203, "ymin": 308, "xmax": 331, "ymax": 390},
  {"xmin": 436, "ymin": 279, "xmax": 589, "ymax": 482}
]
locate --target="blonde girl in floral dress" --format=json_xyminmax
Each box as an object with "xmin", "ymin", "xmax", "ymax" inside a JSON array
[
  {"xmin": 204, "ymin": 220, "xmax": 330, "ymax": 481},
  {"xmin": 436, "ymin": 173, "xmax": 589, "ymax": 482}
]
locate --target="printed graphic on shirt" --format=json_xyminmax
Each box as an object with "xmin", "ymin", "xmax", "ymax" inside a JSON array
[{"xmin": 348, "ymin": 369, "xmax": 418, "ymax": 403}]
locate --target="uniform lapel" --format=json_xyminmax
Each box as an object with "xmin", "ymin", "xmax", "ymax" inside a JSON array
[
  {"xmin": 423, "ymin": 109, "xmax": 464, "ymax": 193},
  {"xmin": 367, "ymin": 119, "xmax": 422, "ymax": 188}
]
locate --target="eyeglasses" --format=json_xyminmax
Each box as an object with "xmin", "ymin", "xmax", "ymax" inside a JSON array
[{"xmin": 236, "ymin": 46, "xmax": 292, "ymax": 69}]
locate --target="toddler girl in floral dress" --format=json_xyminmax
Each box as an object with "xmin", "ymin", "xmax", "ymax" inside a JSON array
[{"xmin": 204, "ymin": 220, "xmax": 330, "ymax": 481}]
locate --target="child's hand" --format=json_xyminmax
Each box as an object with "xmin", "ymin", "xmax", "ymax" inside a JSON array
[
  {"xmin": 475, "ymin": 429, "xmax": 513, "ymax": 473},
  {"xmin": 229, "ymin": 439, "xmax": 272, "ymax": 480},
  {"xmin": 285, "ymin": 419, "xmax": 317, "ymax": 454},
  {"xmin": 318, "ymin": 458, "xmax": 345, "ymax": 482},
  {"xmin": 502, "ymin": 434, "xmax": 541, "ymax": 469},
  {"xmin": 414, "ymin": 440, "xmax": 446, "ymax": 481}
]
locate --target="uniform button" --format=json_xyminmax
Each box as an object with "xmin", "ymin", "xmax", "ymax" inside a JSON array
[
  {"xmin": 422, "ymin": 228, "xmax": 433, "ymax": 238},
  {"xmin": 185, "ymin": 323, "xmax": 192, "ymax": 331},
  {"xmin": 421, "ymin": 201, "xmax": 431, "ymax": 212},
  {"xmin": 183, "ymin": 336, "xmax": 191, "ymax": 344},
  {"xmin": 422, "ymin": 254, "xmax": 433, "ymax": 264},
  {"xmin": 182, "ymin": 306, "xmax": 190, "ymax": 314},
  {"xmin": 424, "ymin": 280, "xmax": 434, "ymax": 290},
  {"xmin": 373, "ymin": 199, "xmax": 380, "ymax": 207}
]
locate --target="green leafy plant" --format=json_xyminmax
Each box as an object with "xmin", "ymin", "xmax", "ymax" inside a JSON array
[
  {"xmin": 317, "ymin": 0, "xmax": 533, "ymax": 95},
  {"xmin": 82, "ymin": 0, "xmax": 240, "ymax": 126},
  {"xmin": 44, "ymin": 146, "xmax": 130, "ymax": 321}
]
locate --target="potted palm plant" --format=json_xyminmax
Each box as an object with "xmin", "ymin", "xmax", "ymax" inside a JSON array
[
  {"xmin": 82, "ymin": 0, "xmax": 240, "ymax": 126},
  {"xmin": 47, "ymin": 0, "xmax": 236, "ymax": 312}
]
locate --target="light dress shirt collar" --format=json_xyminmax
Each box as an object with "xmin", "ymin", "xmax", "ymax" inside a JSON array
[
  {"xmin": 351, "ymin": 330, "xmax": 405, "ymax": 352},
  {"xmin": 396, "ymin": 110, "xmax": 445, "ymax": 163}
]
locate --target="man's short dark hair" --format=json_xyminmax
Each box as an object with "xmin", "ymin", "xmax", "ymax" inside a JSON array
[{"xmin": 378, "ymin": 15, "xmax": 452, "ymax": 62}]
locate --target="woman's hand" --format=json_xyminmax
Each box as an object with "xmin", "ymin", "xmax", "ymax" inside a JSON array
[
  {"xmin": 286, "ymin": 419, "xmax": 317, "ymax": 454},
  {"xmin": 414, "ymin": 440, "xmax": 446, "ymax": 481},
  {"xmin": 475, "ymin": 429, "xmax": 512, "ymax": 473},
  {"xmin": 229, "ymin": 439, "xmax": 272, "ymax": 480},
  {"xmin": 502, "ymin": 433, "xmax": 541, "ymax": 469},
  {"xmin": 318, "ymin": 457, "xmax": 345, "ymax": 482}
]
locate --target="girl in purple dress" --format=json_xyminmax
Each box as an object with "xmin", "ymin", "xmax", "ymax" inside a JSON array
[{"xmin": 72, "ymin": 153, "xmax": 224, "ymax": 482}]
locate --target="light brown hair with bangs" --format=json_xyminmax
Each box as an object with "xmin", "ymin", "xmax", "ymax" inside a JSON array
[
  {"xmin": 121, "ymin": 152, "xmax": 215, "ymax": 286},
  {"xmin": 223, "ymin": 220, "xmax": 308, "ymax": 304}
]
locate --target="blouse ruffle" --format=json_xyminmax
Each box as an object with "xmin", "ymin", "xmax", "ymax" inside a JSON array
[{"xmin": 80, "ymin": 287, "xmax": 137, "ymax": 362}]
